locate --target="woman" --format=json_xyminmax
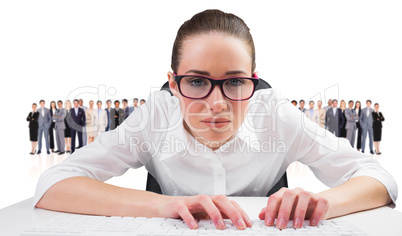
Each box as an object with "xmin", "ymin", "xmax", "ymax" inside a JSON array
[
  {"xmin": 27, "ymin": 103, "xmax": 39, "ymax": 155},
  {"xmin": 313, "ymin": 100, "xmax": 326, "ymax": 128},
  {"xmin": 372, "ymin": 103, "xmax": 385, "ymax": 155},
  {"xmin": 85, "ymin": 100, "xmax": 96, "ymax": 144},
  {"xmin": 339, "ymin": 100, "xmax": 347, "ymax": 138},
  {"xmin": 49, "ymin": 101, "xmax": 57, "ymax": 153},
  {"xmin": 64, "ymin": 100, "xmax": 72, "ymax": 153},
  {"xmin": 34, "ymin": 10, "xmax": 396, "ymax": 231},
  {"xmin": 355, "ymin": 101, "xmax": 362, "ymax": 151}
]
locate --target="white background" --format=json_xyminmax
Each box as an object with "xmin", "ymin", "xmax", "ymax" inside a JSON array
[{"xmin": 0, "ymin": 0, "xmax": 401, "ymax": 211}]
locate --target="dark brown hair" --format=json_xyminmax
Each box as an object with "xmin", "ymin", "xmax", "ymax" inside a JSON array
[{"xmin": 171, "ymin": 9, "xmax": 256, "ymax": 74}]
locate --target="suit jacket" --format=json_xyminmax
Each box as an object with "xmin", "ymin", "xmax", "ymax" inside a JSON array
[
  {"xmin": 360, "ymin": 107, "xmax": 374, "ymax": 129},
  {"xmin": 68, "ymin": 107, "xmax": 86, "ymax": 132},
  {"xmin": 129, "ymin": 106, "xmax": 135, "ymax": 115},
  {"xmin": 53, "ymin": 108, "xmax": 66, "ymax": 130},
  {"xmin": 27, "ymin": 111, "xmax": 39, "ymax": 128},
  {"xmin": 105, "ymin": 108, "xmax": 111, "ymax": 130},
  {"xmin": 345, "ymin": 108, "xmax": 359, "ymax": 130},
  {"xmin": 93, "ymin": 109, "xmax": 108, "ymax": 131},
  {"xmin": 110, "ymin": 108, "xmax": 125, "ymax": 130},
  {"xmin": 325, "ymin": 107, "xmax": 345, "ymax": 129},
  {"xmin": 37, "ymin": 107, "xmax": 52, "ymax": 129},
  {"xmin": 312, "ymin": 108, "xmax": 326, "ymax": 126},
  {"xmin": 372, "ymin": 111, "xmax": 384, "ymax": 129}
]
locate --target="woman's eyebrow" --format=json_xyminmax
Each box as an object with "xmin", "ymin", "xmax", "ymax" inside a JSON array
[{"xmin": 184, "ymin": 70, "xmax": 247, "ymax": 76}]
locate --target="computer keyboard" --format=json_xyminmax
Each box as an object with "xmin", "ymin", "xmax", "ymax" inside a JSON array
[{"xmin": 21, "ymin": 214, "xmax": 368, "ymax": 235}]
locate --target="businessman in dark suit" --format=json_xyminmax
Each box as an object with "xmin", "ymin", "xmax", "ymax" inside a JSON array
[
  {"xmin": 360, "ymin": 100, "xmax": 375, "ymax": 154},
  {"xmin": 105, "ymin": 99, "xmax": 112, "ymax": 131},
  {"xmin": 109, "ymin": 100, "xmax": 125, "ymax": 130},
  {"xmin": 325, "ymin": 99, "xmax": 345, "ymax": 137},
  {"xmin": 68, "ymin": 99, "xmax": 86, "ymax": 154},
  {"xmin": 37, "ymin": 100, "xmax": 52, "ymax": 155}
]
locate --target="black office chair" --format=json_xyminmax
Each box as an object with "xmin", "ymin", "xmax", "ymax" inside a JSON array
[{"xmin": 146, "ymin": 79, "xmax": 288, "ymax": 197}]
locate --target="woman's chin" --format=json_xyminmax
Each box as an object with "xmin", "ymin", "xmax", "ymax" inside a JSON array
[{"xmin": 198, "ymin": 130, "xmax": 234, "ymax": 144}]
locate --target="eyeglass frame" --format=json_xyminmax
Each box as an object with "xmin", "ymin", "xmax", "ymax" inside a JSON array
[{"xmin": 173, "ymin": 72, "xmax": 260, "ymax": 101}]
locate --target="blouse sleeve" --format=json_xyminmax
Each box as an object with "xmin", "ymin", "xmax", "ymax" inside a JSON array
[
  {"xmin": 268, "ymin": 89, "xmax": 398, "ymax": 208},
  {"xmin": 32, "ymin": 91, "xmax": 174, "ymax": 208}
]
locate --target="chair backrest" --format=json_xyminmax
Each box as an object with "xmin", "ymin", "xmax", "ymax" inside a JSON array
[{"xmin": 146, "ymin": 78, "xmax": 288, "ymax": 197}]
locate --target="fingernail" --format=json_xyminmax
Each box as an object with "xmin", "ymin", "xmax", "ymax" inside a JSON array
[
  {"xmin": 310, "ymin": 218, "xmax": 318, "ymax": 226},
  {"xmin": 277, "ymin": 218, "xmax": 286, "ymax": 228},
  {"xmin": 237, "ymin": 219, "xmax": 246, "ymax": 229},
  {"xmin": 190, "ymin": 220, "xmax": 198, "ymax": 229},
  {"xmin": 294, "ymin": 218, "xmax": 301, "ymax": 228},
  {"xmin": 217, "ymin": 219, "xmax": 226, "ymax": 230},
  {"xmin": 265, "ymin": 216, "xmax": 273, "ymax": 226}
]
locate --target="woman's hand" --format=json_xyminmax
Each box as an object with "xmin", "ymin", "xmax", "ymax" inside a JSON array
[
  {"xmin": 156, "ymin": 194, "xmax": 253, "ymax": 230},
  {"xmin": 258, "ymin": 187, "xmax": 330, "ymax": 229}
]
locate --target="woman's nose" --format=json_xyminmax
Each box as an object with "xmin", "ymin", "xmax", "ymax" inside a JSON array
[{"xmin": 206, "ymin": 85, "xmax": 228, "ymax": 112}]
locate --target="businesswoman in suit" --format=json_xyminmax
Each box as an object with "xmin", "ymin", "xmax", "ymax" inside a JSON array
[
  {"xmin": 34, "ymin": 9, "xmax": 397, "ymax": 231},
  {"xmin": 339, "ymin": 100, "xmax": 347, "ymax": 138},
  {"xmin": 27, "ymin": 103, "xmax": 39, "ymax": 155},
  {"xmin": 49, "ymin": 101, "xmax": 57, "ymax": 153},
  {"xmin": 64, "ymin": 100, "xmax": 72, "ymax": 153},
  {"xmin": 372, "ymin": 103, "xmax": 385, "ymax": 155},
  {"xmin": 354, "ymin": 101, "xmax": 362, "ymax": 151}
]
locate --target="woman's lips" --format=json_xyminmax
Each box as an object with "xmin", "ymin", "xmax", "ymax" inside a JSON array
[{"xmin": 201, "ymin": 118, "xmax": 231, "ymax": 129}]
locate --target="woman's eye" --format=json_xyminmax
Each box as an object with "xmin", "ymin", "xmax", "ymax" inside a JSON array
[
  {"xmin": 189, "ymin": 78, "xmax": 207, "ymax": 86},
  {"xmin": 227, "ymin": 78, "xmax": 244, "ymax": 86}
]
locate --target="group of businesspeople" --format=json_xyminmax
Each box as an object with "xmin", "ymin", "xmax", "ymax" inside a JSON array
[
  {"xmin": 290, "ymin": 98, "xmax": 385, "ymax": 155},
  {"xmin": 26, "ymin": 98, "xmax": 146, "ymax": 155}
]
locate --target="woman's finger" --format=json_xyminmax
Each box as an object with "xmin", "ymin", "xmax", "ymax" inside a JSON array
[
  {"xmin": 264, "ymin": 188, "xmax": 287, "ymax": 226},
  {"xmin": 292, "ymin": 190, "xmax": 312, "ymax": 228},
  {"xmin": 196, "ymin": 195, "xmax": 226, "ymax": 230},
  {"xmin": 212, "ymin": 195, "xmax": 246, "ymax": 230},
  {"xmin": 259, "ymin": 207, "xmax": 266, "ymax": 220},
  {"xmin": 309, "ymin": 197, "xmax": 330, "ymax": 226},
  {"xmin": 231, "ymin": 200, "xmax": 253, "ymax": 228},
  {"xmin": 276, "ymin": 189, "xmax": 298, "ymax": 229},
  {"xmin": 176, "ymin": 202, "xmax": 198, "ymax": 229}
]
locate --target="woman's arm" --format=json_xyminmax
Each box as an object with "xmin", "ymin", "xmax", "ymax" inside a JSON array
[
  {"xmin": 36, "ymin": 176, "xmax": 253, "ymax": 230},
  {"xmin": 36, "ymin": 176, "xmax": 162, "ymax": 217},
  {"xmin": 316, "ymin": 176, "xmax": 392, "ymax": 219}
]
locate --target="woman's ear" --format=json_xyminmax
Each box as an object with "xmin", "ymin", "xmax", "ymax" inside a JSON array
[{"xmin": 167, "ymin": 72, "xmax": 179, "ymax": 97}]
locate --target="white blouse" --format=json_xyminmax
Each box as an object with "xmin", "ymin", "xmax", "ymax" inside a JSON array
[{"xmin": 32, "ymin": 88, "xmax": 398, "ymax": 208}]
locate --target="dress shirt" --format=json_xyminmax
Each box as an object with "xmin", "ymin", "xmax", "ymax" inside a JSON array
[
  {"xmin": 309, "ymin": 108, "xmax": 314, "ymax": 118},
  {"xmin": 74, "ymin": 107, "xmax": 78, "ymax": 115},
  {"xmin": 52, "ymin": 109, "xmax": 56, "ymax": 122},
  {"xmin": 356, "ymin": 109, "xmax": 359, "ymax": 122},
  {"xmin": 32, "ymin": 88, "xmax": 398, "ymax": 208},
  {"xmin": 332, "ymin": 107, "xmax": 337, "ymax": 116},
  {"xmin": 367, "ymin": 108, "xmax": 370, "ymax": 117},
  {"xmin": 41, "ymin": 108, "xmax": 44, "ymax": 117},
  {"xmin": 98, "ymin": 109, "xmax": 102, "ymax": 122}
]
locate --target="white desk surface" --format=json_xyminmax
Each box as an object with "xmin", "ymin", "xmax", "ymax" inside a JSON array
[{"xmin": 1, "ymin": 197, "xmax": 402, "ymax": 236}]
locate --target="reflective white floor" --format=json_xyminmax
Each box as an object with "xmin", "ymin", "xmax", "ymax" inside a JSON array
[{"xmin": 1, "ymin": 142, "xmax": 400, "ymax": 212}]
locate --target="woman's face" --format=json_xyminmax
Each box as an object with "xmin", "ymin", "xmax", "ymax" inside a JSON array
[{"xmin": 168, "ymin": 32, "xmax": 253, "ymax": 148}]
